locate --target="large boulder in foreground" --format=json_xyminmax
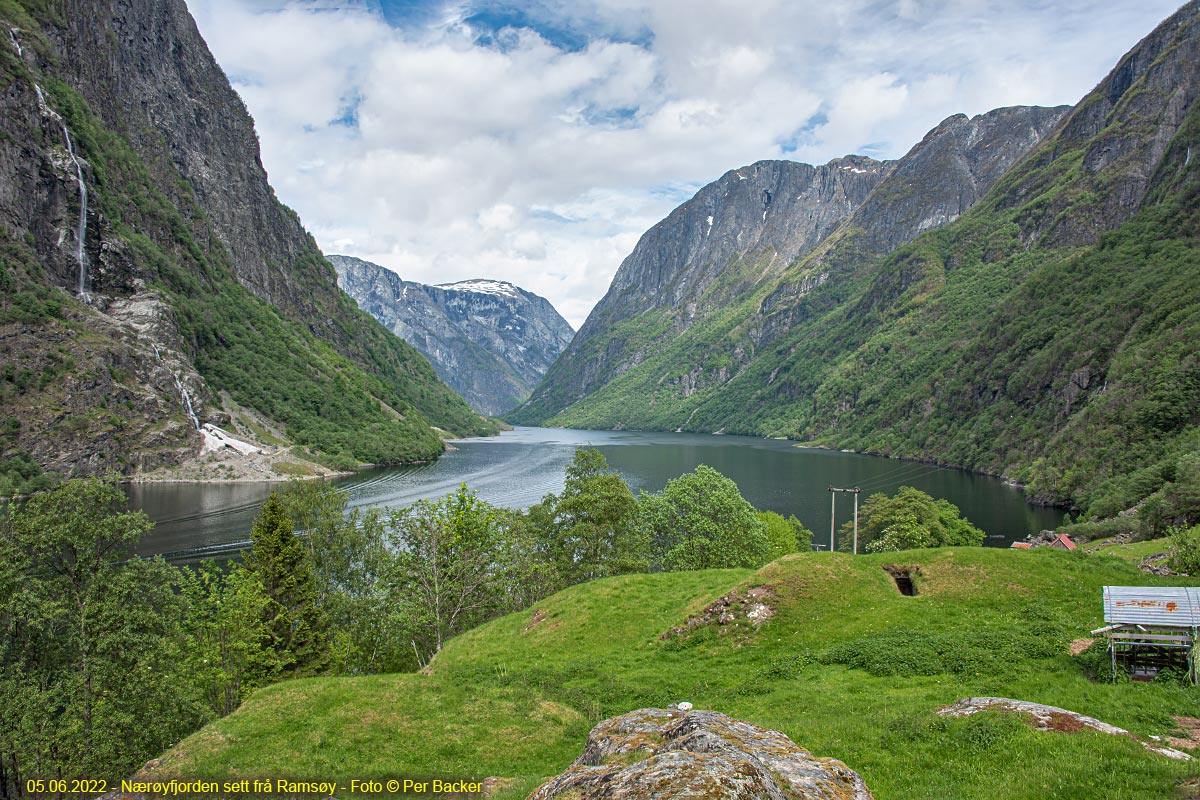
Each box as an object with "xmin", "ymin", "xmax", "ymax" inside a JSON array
[{"xmin": 528, "ymin": 707, "xmax": 873, "ymax": 799}]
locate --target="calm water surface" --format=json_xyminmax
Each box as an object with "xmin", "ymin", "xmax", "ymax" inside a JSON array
[{"xmin": 126, "ymin": 426, "xmax": 1064, "ymax": 561}]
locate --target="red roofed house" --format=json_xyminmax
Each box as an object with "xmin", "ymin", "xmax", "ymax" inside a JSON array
[
  {"xmin": 1048, "ymin": 534, "xmax": 1077, "ymax": 551},
  {"xmin": 1010, "ymin": 542, "xmax": 1033, "ymax": 549}
]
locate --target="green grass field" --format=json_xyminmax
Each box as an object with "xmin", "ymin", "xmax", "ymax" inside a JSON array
[
  {"xmin": 150, "ymin": 548, "xmax": 1200, "ymax": 799},
  {"xmin": 1084, "ymin": 536, "xmax": 1172, "ymax": 564}
]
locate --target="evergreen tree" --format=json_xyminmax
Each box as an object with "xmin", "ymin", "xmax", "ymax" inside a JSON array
[
  {"xmin": 246, "ymin": 494, "xmax": 327, "ymax": 675},
  {"xmin": 276, "ymin": 481, "xmax": 405, "ymax": 675}
]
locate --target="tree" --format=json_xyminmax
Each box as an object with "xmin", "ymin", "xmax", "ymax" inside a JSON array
[
  {"xmin": 758, "ymin": 511, "xmax": 813, "ymax": 560},
  {"xmin": 496, "ymin": 506, "xmax": 564, "ymax": 611},
  {"xmin": 179, "ymin": 561, "xmax": 278, "ymax": 716},
  {"xmin": 845, "ymin": 486, "xmax": 985, "ymax": 553},
  {"xmin": 640, "ymin": 465, "xmax": 771, "ymax": 571},
  {"xmin": 275, "ymin": 481, "xmax": 404, "ymax": 674},
  {"xmin": 246, "ymin": 494, "xmax": 327, "ymax": 675},
  {"xmin": 538, "ymin": 448, "xmax": 647, "ymax": 583},
  {"xmin": 0, "ymin": 478, "xmax": 203, "ymax": 790},
  {"xmin": 385, "ymin": 485, "xmax": 506, "ymax": 663}
]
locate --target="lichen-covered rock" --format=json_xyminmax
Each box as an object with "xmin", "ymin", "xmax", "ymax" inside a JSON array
[{"xmin": 528, "ymin": 708, "xmax": 873, "ymax": 800}]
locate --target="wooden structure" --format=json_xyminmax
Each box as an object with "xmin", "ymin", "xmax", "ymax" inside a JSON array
[
  {"xmin": 1093, "ymin": 586, "xmax": 1200, "ymax": 684},
  {"xmin": 1048, "ymin": 533, "xmax": 1077, "ymax": 551}
]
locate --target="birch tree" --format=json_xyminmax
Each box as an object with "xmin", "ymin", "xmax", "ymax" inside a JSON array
[{"xmin": 385, "ymin": 486, "xmax": 504, "ymax": 663}]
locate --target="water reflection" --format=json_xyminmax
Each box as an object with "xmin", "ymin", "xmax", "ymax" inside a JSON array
[{"xmin": 127, "ymin": 427, "xmax": 1062, "ymax": 561}]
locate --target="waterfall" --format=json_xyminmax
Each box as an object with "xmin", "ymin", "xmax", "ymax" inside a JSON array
[
  {"xmin": 61, "ymin": 127, "xmax": 89, "ymax": 296},
  {"xmin": 31, "ymin": 84, "xmax": 89, "ymax": 296},
  {"xmin": 173, "ymin": 373, "xmax": 202, "ymax": 430},
  {"xmin": 7, "ymin": 27, "xmax": 21, "ymax": 57}
]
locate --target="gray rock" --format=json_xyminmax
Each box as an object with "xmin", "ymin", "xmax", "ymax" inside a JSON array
[
  {"xmin": 512, "ymin": 105, "xmax": 1067, "ymax": 424},
  {"xmin": 0, "ymin": 0, "xmax": 484, "ymax": 474},
  {"xmin": 330, "ymin": 255, "xmax": 573, "ymax": 415},
  {"xmin": 527, "ymin": 708, "xmax": 873, "ymax": 800}
]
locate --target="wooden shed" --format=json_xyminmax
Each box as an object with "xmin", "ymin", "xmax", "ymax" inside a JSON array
[{"xmin": 1048, "ymin": 534, "xmax": 1076, "ymax": 551}]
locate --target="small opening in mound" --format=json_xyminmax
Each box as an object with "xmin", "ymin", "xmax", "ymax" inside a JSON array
[{"xmin": 882, "ymin": 565, "xmax": 918, "ymax": 596}]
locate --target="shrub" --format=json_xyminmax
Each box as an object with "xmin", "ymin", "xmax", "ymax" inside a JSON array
[{"xmin": 1166, "ymin": 524, "xmax": 1200, "ymax": 575}]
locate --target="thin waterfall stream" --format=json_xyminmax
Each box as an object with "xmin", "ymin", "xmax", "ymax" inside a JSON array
[
  {"xmin": 31, "ymin": 81, "xmax": 89, "ymax": 297},
  {"xmin": 172, "ymin": 372, "xmax": 202, "ymax": 431},
  {"xmin": 61, "ymin": 126, "xmax": 89, "ymax": 295}
]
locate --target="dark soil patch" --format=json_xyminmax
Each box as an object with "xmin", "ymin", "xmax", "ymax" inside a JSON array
[
  {"xmin": 882, "ymin": 565, "xmax": 921, "ymax": 596},
  {"xmin": 523, "ymin": 609, "xmax": 549, "ymax": 632},
  {"xmin": 1044, "ymin": 712, "xmax": 1088, "ymax": 733}
]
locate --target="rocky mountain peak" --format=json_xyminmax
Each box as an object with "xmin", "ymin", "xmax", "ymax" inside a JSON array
[
  {"xmin": 1006, "ymin": 0, "xmax": 1200, "ymax": 246},
  {"xmin": 436, "ymin": 279, "xmax": 523, "ymax": 299},
  {"xmin": 330, "ymin": 255, "xmax": 573, "ymax": 416},
  {"xmin": 512, "ymin": 103, "xmax": 1066, "ymax": 425}
]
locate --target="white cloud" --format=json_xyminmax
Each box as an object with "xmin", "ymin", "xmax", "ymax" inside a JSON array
[{"xmin": 185, "ymin": 0, "xmax": 1182, "ymax": 328}]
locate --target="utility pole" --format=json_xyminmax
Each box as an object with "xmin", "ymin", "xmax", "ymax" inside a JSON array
[
  {"xmin": 828, "ymin": 487, "xmax": 862, "ymax": 553},
  {"xmin": 829, "ymin": 490, "xmax": 836, "ymax": 552}
]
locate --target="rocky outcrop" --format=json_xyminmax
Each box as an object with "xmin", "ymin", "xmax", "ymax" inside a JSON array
[
  {"xmin": 528, "ymin": 708, "xmax": 872, "ymax": 800},
  {"xmin": 937, "ymin": 697, "xmax": 1192, "ymax": 760},
  {"xmin": 331, "ymin": 255, "xmax": 573, "ymax": 415}
]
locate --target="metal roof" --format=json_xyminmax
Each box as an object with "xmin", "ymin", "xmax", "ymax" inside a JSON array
[{"xmin": 1103, "ymin": 586, "xmax": 1200, "ymax": 627}]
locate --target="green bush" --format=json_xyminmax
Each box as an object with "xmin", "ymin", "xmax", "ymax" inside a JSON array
[
  {"xmin": 820, "ymin": 625, "xmax": 1061, "ymax": 678},
  {"xmin": 757, "ymin": 510, "xmax": 813, "ymax": 560},
  {"xmin": 639, "ymin": 465, "xmax": 771, "ymax": 570},
  {"xmin": 843, "ymin": 487, "xmax": 985, "ymax": 553},
  {"xmin": 1166, "ymin": 524, "xmax": 1200, "ymax": 575}
]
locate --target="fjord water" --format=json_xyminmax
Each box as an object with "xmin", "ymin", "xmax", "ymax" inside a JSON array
[{"xmin": 127, "ymin": 426, "xmax": 1063, "ymax": 561}]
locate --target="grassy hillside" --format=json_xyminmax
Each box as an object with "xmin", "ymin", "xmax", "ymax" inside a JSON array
[{"xmin": 147, "ymin": 549, "xmax": 1200, "ymax": 799}]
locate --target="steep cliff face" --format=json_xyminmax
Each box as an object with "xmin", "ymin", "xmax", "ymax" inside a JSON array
[
  {"xmin": 39, "ymin": 0, "xmax": 325, "ymax": 315},
  {"xmin": 513, "ymin": 105, "xmax": 1065, "ymax": 426},
  {"xmin": 513, "ymin": 1, "xmax": 1200, "ymax": 516},
  {"xmin": 514, "ymin": 157, "xmax": 890, "ymax": 421},
  {"xmin": 758, "ymin": 104, "xmax": 1069, "ymax": 339},
  {"xmin": 0, "ymin": 0, "xmax": 493, "ymax": 476},
  {"xmin": 331, "ymin": 255, "xmax": 573, "ymax": 415}
]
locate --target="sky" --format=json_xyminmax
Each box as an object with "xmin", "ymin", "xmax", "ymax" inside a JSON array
[{"xmin": 185, "ymin": 0, "xmax": 1182, "ymax": 329}]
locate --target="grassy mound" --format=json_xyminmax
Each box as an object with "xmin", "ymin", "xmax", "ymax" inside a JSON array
[{"xmin": 150, "ymin": 549, "xmax": 1200, "ymax": 799}]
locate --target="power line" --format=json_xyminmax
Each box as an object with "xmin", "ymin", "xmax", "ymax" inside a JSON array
[{"xmin": 853, "ymin": 462, "xmax": 948, "ymax": 494}]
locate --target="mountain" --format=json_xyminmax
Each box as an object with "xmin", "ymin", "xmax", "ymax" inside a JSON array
[
  {"xmin": 0, "ymin": 0, "xmax": 495, "ymax": 477},
  {"xmin": 512, "ymin": 104, "xmax": 1068, "ymax": 426},
  {"xmin": 330, "ymin": 255, "xmax": 574, "ymax": 415},
  {"xmin": 511, "ymin": 0, "xmax": 1200, "ymax": 520}
]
